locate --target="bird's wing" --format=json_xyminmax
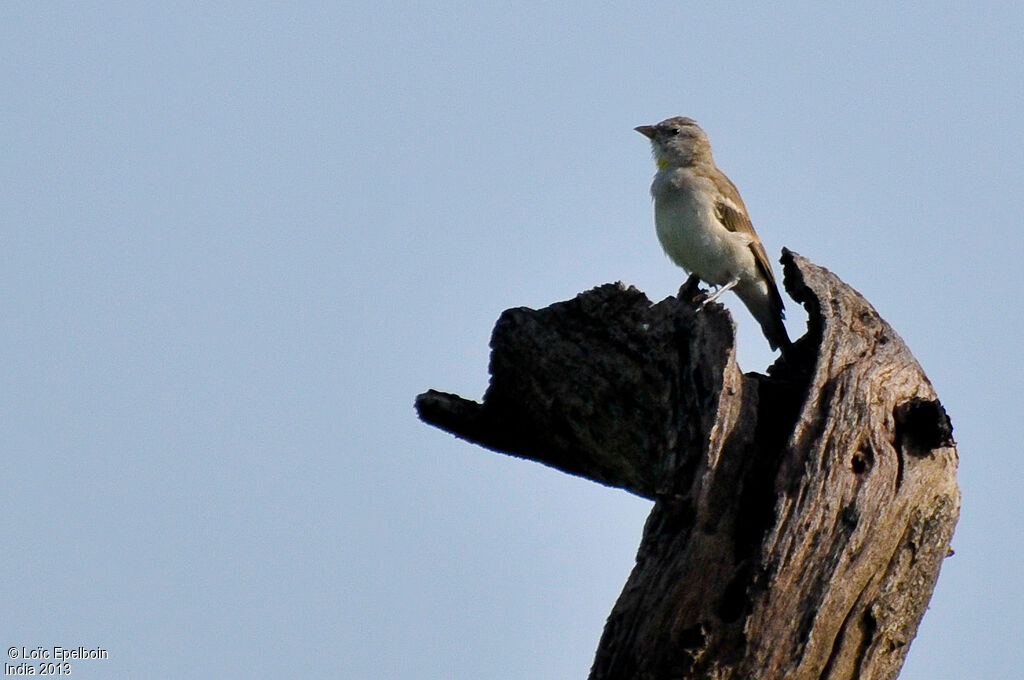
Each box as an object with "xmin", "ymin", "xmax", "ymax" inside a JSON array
[{"xmin": 714, "ymin": 194, "xmax": 784, "ymax": 312}]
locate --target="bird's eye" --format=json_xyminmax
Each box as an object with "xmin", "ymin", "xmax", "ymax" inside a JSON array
[{"xmin": 665, "ymin": 126, "xmax": 680, "ymax": 136}]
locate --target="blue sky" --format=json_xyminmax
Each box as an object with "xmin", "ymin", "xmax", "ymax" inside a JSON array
[{"xmin": 2, "ymin": 3, "xmax": 1021, "ymax": 678}]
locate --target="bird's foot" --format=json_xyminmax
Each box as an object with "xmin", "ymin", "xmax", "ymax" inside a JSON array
[{"xmin": 698, "ymin": 277, "xmax": 740, "ymax": 310}]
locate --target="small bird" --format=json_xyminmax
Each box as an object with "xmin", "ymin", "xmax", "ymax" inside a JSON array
[{"xmin": 635, "ymin": 116, "xmax": 791, "ymax": 351}]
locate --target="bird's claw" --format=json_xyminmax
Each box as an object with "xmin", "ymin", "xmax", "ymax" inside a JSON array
[{"xmin": 696, "ymin": 277, "xmax": 740, "ymax": 311}]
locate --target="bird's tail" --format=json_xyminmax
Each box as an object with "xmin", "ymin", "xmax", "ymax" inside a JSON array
[
  {"xmin": 738, "ymin": 280, "xmax": 791, "ymax": 352},
  {"xmin": 759, "ymin": 310, "xmax": 791, "ymax": 353}
]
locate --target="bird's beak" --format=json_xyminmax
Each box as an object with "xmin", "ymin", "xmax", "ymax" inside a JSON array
[{"xmin": 634, "ymin": 125, "xmax": 656, "ymax": 139}]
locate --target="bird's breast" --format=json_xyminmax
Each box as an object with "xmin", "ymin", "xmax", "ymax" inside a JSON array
[{"xmin": 650, "ymin": 171, "xmax": 751, "ymax": 285}]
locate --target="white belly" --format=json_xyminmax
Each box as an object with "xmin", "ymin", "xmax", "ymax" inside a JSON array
[{"xmin": 653, "ymin": 189, "xmax": 754, "ymax": 287}]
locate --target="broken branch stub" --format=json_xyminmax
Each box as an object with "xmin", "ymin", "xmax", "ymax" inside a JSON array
[{"xmin": 415, "ymin": 250, "xmax": 959, "ymax": 680}]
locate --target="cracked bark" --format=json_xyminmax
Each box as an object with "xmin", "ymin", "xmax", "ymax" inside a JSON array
[{"xmin": 415, "ymin": 250, "xmax": 959, "ymax": 680}]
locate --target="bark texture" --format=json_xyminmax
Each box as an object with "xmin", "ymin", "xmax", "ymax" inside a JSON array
[{"xmin": 415, "ymin": 250, "xmax": 959, "ymax": 680}]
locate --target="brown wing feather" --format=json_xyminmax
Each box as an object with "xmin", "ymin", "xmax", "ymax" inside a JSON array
[
  {"xmin": 714, "ymin": 197, "xmax": 784, "ymax": 313},
  {"xmin": 702, "ymin": 168, "xmax": 790, "ymax": 350}
]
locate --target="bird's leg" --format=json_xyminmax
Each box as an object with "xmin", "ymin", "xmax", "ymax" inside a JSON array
[{"xmin": 699, "ymin": 276, "xmax": 740, "ymax": 309}]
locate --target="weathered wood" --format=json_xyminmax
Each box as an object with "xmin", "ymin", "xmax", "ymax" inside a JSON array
[{"xmin": 415, "ymin": 250, "xmax": 959, "ymax": 680}]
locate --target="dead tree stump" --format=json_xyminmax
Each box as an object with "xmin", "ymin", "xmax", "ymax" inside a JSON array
[{"xmin": 415, "ymin": 250, "xmax": 959, "ymax": 680}]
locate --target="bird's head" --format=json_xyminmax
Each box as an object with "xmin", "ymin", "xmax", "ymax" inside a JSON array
[{"xmin": 635, "ymin": 116, "xmax": 712, "ymax": 169}]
